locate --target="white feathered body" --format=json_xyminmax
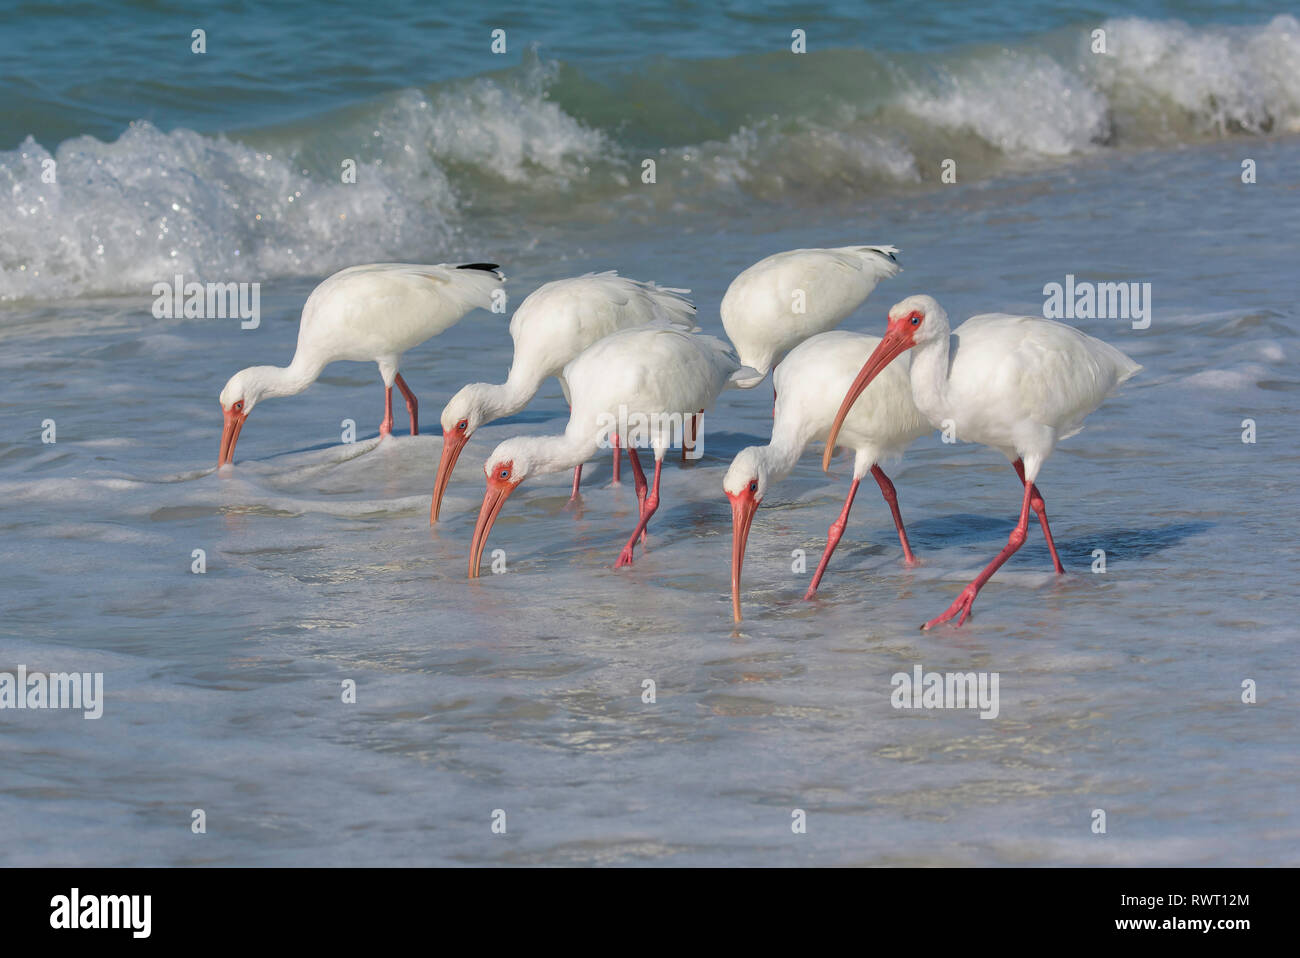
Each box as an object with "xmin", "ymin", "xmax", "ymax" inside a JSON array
[
  {"xmin": 724, "ymin": 330, "xmax": 929, "ymax": 498},
  {"xmin": 911, "ymin": 313, "xmax": 1141, "ymax": 468},
  {"xmin": 507, "ymin": 272, "xmax": 696, "ymax": 394},
  {"xmin": 564, "ymin": 324, "xmax": 743, "ymax": 456},
  {"xmin": 721, "ymin": 246, "xmax": 901, "ymax": 379},
  {"xmin": 295, "ymin": 263, "xmax": 503, "ymax": 375},
  {"xmin": 776, "ymin": 331, "xmax": 930, "ymax": 473}
]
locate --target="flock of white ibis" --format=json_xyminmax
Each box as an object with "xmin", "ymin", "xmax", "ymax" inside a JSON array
[{"xmin": 217, "ymin": 247, "xmax": 1140, "ymax": 629}]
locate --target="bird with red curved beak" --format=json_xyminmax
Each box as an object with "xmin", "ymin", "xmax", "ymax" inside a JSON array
[
  {"xmin": 469, "ymin": 457, "xmax": 525, "ymax": 577},
  {"xmin": 218, "ymin": 397, "xmax": 249, "ymax": 467},
  {"xmin": 823, "ymin": 294, "xmax": 1140, "ymax": 629},
  {"xmin": 215, "ymin": 262, "xmax": 503, "ymax": 469},
  {"xmin": 431, "ymin": 272, "xmax": 696, "ymax": 523},
  {"xmin": 467, "ymin": 323, "xmax": 755, "ymax": 578},
  {"xmin": 726, "ymin": 478, "xmax": 762, "ymax": 622},
  {"xmin": 725, "ymin": 330, "xmax": 930, "ymax": 622}
]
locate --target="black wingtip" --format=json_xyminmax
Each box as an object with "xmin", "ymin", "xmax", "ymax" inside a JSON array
[{"xmin": 457, "ymin": 262, "xmax": 501, "ymax": 273}]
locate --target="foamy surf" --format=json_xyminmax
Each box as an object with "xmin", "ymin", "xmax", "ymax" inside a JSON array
[{"xmin": 3, "ymin": 16, "xmax": 1298, "ymax": 304}]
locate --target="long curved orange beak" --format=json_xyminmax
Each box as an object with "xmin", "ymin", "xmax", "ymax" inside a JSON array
[
  {"xmin": 431, "ymin": 428, "xmax": 470, "ymax": 524},
  {"xmin": 822, "ymin": 324, "xmax": 915, "ymax": 471},
  {"xmin": 468, "ymin": 475, "xmax": 520, "ymax": 578},
  {"xmin": 219, "ymin": 406, "xmax": 248, "ymax": 467},
  {"xmin": 728, "ymin": 488, "xmax": 760, "ymax": 622}
]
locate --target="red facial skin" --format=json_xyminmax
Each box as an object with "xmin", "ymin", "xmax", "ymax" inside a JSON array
[
  {"xmin": 218, "ymin": 401, "xmax": 248, "ymax": 467},
  {"xmin": 728, "ymin": 482, "xmax": 760, "ymax": 623},
  {"xmin": 822, "ymin": 310, "xmax": 922, "ymax": 471},
  {"xmin": 431, "ymin": 418, "xmax": 470, "ymax": 523},
  {"xmin": 468, "ymin": 460, "xmax": 521, "ymax": 578}
]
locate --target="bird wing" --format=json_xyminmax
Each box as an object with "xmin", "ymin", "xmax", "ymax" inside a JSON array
[
  {"xmin": 721, "ymin": 246, "xmax": 902, "ymax": 373},
  {"xmin": 507, "ymin": 272, "xmax": 698, "ymax": 380},
  {"xmin": 955, "ymin": 314, "xmax": 1141, "ymax": 439},
  {"xmin": 297, "ymin": 263, "xmax": 504, "ymax": 359}
]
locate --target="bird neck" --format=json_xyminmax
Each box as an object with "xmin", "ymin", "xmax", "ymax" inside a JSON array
[
  {"xmin": 908, "ymin": 334, "xmax": 953, "ymax": 426},
  {"xmin": 515, "ymin": 430, "xmax": 603, "ymax": 480},
  {"xmin": 247, "ymin": 356, "xmax": 323, "ymax": 401},
  {"xmin": 495, "ymin": 354, "xmax": 553, "ymax": 415},
  {"xmin": 474, "ymin": 374, "xmax": 540, "ymax": 423},
  {"xmin": 763, "ymin": 417, "xmax": 811, "ymax": 483}
]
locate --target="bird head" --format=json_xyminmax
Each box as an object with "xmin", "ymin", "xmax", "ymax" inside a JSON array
[
  {"xmin": 431, "ymin": 384, "xmax": 494, "ymax": 523},
  {"xmin": 468, "ymin": 438, "xmax": 540, "ymax": 578},
  {"xmin": 723, "ymin": 447, "xmax": 769, "ymax": 622},
  {"xmin": 217, "ymin": 367, "xmax": 274, "ymax": 467},
  {"xmin": 821, "ymin": 295, "xmax": 946, "ymax": 471},
  {"xmin": 886, "ymin": 294, "xmax": 948, "ymax": 347}
]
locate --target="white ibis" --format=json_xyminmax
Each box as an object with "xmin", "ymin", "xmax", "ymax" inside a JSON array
[
  {"xmin": 721, "ymin": 245, "xmax": 901, "ymax": 388},
  {"xmin": 823, "ymin": 294, "xmax": 1141, "ymax": 629},
  {"xmin": 469, "ymin": 324, "xmax": 754, "ymax": 576},
  {"xmin": 432, "ymin": 272, "xmax": 696, "ymax": 522},
  {"xmin": 217, "ymin": 262, "xmax": 503, "ymax": 466},
  {"xmin": 725, "ymin": 330, "xmax": 931, "ymax": 622}
]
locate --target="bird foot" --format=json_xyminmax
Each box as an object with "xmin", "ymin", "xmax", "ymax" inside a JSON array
[
  {"xmin": 921, "ymin": 586, "xmax": 977, "ymax": 630},
  {"xmin": 902, "ymin": 556, "xmax": 922, "ymax": 569},
  {"xmin": 614, "ymin": 547, "xmax": 636, "ymax": 568},
  {"xmin": 379, "ymin": 420, "xmax": 394, "ymax": 438},
  {"xmin": 562, "ymin": 495, "xmax": 584, "ymax": 518}
]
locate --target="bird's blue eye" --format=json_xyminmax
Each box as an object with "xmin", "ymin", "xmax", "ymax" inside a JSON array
[
  {"xmin": 457, "ymin": 420, "xmax": 467, "ymax": 430},
  {"xmin": 499, "ymin": 469, "xmax": 510, "ymax": 480},
  {"xmin": 910, "ymin": 315, "xmax": 921, "ymax": 326},
  {"xmin": 749, "ymin": 481, "xmax": 758, "ymax": 493}
]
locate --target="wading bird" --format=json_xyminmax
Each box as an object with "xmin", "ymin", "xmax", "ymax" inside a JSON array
[
  {"xmin": 721, "ymin": 245, "xmax": 902, "ymax": 390},
  {"xmin": 432, "ymin": 272, "xmax": 696, "ymax": 522},
  {"xmin": 218, "ymin": 262, "xmax": 503, "ymax": 466},
  {"xmin": 469, "ymin": 324, "xmax": 755, "ymax": 577},
  {"xmin": 725, "ymin": 330, "xmax": 931, "ymax": 622},
  {"xmin": 823, "ymin": 295, "xmax": 1140, "ymax": 629}
]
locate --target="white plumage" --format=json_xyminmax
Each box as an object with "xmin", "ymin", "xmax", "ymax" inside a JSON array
[
  {"xmin": 432, "ymin": 272, "xmax": 695, "ymax": 521},
  {"xmin": 824, "ymin": 294, "xmax": 1141, "ymax": 628},
  {"xmin": 724, "ymin": 330, "xmax": 931, "ymax": 621},
  {"xmin": 721, "ymin": 245, "xmax": 901, "ymax": 385},
  {"xmin": 468, "ymin": 324, "xmax": 754, "ymax": 577},
  {"xmin": 217, "ymin": 262, "xmax": 503, "ymax": 466}
]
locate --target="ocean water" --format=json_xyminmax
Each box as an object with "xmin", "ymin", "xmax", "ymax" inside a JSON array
[{"xmin": 1, "ymin": 2, "xmax": 1298, "ymax": 866}]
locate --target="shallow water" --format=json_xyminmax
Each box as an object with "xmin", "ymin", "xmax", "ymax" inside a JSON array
[{"xmin": 1, "ymin": 5, "xmax": 1298, "ymax": 865}]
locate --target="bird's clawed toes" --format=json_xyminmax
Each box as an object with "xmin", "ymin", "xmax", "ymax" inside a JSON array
[
  {"xmin": 923, "ymin": 587, "xmax": 977, "ymax": 630},
  {"xmin": 614, "ymin": 549, "xmax": 636, "ymax": 568}
]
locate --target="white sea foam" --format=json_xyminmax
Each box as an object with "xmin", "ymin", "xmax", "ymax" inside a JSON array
[{"xmin": 3, "ymin": 17, "xmax": 1297, "ymax": 304}]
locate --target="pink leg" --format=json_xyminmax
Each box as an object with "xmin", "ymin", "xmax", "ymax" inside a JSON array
[
  {"xmin": 923, "ymin": 481, "xmax": 1034, "ymax": 629},
  {"xmin": 379, "ymin": 386, "xmax": 394, "ymax": 436},
  {"xmin": 616, "ymin": 451, "xmax": 661, "ymax": 567},
  {"xmin": 871, "ymin": 465, "xmax": 918, "ymax": 566},
  {"xmin": 570, "ymin": 464, "xmax": 582, "ymax": 500},
  {"xmin": 629, "ymin": 447, "xmax": 649, "ymax": 544},
  {"xmin": 804, "ymin": 477, "xmax": 861, "ymax": 600},
  {"xmin": 611, "ymin": 434, "xmax": 621, "ymax": 484},
  {"xmin": 1013, "ymin": 459, "xmax": 1064, "ymax": 574},
  {"xmin": 394, "ymin": 373, "xmax": 418, "ymax": 436}
]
